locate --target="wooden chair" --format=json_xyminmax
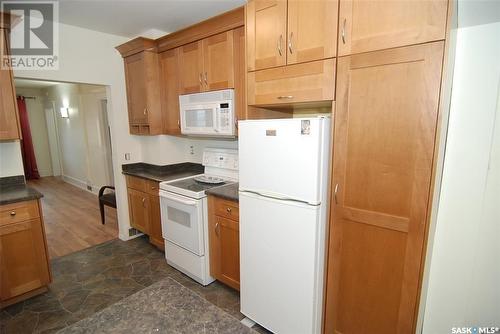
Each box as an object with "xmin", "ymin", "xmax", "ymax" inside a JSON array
[{"xmin": 98, "ymin": 186, "xmax": 116, "ymax": 225}]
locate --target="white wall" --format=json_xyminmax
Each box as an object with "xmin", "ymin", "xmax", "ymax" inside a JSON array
[
  {"xmin": 15, "ymin": 87, "xmax": 53, "ymax": 177},
  {"xmin": 0, "ymin": 141, "xmax": 24, "ymax": 177},
  {"xmin": 421, "ymin": 21, "xmax": 500, "ymax": 332}
]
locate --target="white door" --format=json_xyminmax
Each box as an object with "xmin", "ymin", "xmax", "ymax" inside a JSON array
[
  {"xmin": 238, "ymin": 118, "xmax": 330, "ymax": 204},
  {"xmin": 239, "ymin": 191, "xmax": 324, "ymax": 334},
  {"xmin": 160, "ymin": 191, "xmax": 204, "ymax": 255}
]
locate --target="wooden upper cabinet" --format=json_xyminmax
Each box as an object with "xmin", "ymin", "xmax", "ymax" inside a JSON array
[
  {"xmin": 287, "ymin": 0, "xmax": 338, "ymax": 65},
  {"xmin": 117, "ymin": 38, "xmax": 163, "ymax": 135},
  {"xmin": 159, "ymin": 48, "xmax": 181, "ymax": 135},
  {"xmin": 179, "ymin": 32, "xmax": 236, "ymax": 94},
  {"xmin": 202, "ymin": 30, "xmax": 235, "ymax": 91},
  {"xmin": 246, "ymin": 0, "xmax": 287, "ymax": 71},
  {"xmin": 124, "ymin": 53, "xmax": 148, "ymax": 124},
  {"xmin": 0, "ymin": 28, "xmax": 20, "ymax": 141},
  {"xmin": 178, "ymin": 41, "xmax": 204, "ymax": 94},
  {"xmin": 233, "ymin": 26, "xmax": 247, "ymax": 123},
  {"xmin": 338, "ymin": 0, "xmax": 448, "ymax": 56},
  {"xmin": 247, "ymin": 58, "xmax": 335, "ymax": 107},
  {"xmin": 324, "ymin": 42, "xmax": 445, "ymax": 334}
]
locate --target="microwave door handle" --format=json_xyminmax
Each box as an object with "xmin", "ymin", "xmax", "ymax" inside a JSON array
[{"xmin": 214, "ymin": 106, "xmax": 219, "ymax": 133}]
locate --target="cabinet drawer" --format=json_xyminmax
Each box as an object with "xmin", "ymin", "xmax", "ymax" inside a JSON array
[
  {"xmin": 214, "ymin": 198, "xmax": 239, "ymax": 221},
  {"xmin": 145, "ymin": 180, "xmax": 160, "ymax": 196},
  {"xmin": 0, "ymin": 200, "xmax": 39, "ymax": 225},
  {"xmin": 247, "ymin": 58, "xmax": 335, "ymax": 106},
  {"xmin": 126, "ymin": 175, "xmax": 147, "ymax": 192}
]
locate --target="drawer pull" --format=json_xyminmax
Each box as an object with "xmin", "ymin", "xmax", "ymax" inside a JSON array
[
  {"xmin": 226, "ymin": 207, "xmax": 232, "ymax": 213},
  {"xmin": 215, "ymin": 222, "xmax": 220, "ymax": 236},
  {"xmin": 10, "ymin": 211, "xmax": 16, "ymax": 216},
  {"xmin": 277, "ymin": 95, "xmax": 293, "ymax": 100}
]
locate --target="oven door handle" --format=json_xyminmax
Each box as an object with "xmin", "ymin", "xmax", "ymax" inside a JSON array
[{"xmin": 159, "ymin": 190, "xmax": 198, "ymax": 206}]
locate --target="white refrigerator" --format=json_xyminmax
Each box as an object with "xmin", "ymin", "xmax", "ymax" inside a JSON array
[{"xmin": 238, "ymin": 117, "xmax": 331, "ymax": 334}]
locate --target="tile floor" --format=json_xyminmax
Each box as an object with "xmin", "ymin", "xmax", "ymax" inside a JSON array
[{"xmin": 0, "ymin": 237, "xmax": 269, "ymax": 334}]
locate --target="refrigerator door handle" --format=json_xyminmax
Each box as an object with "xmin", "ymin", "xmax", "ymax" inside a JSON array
[{"xmin": 239, "ymin": 189, "xmax": 320, "ymax": 206}]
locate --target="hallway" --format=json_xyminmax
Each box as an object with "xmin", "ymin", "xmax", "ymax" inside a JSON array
[{"xmin": 28, "ymin": 177, "xmax": 118, "ymax": 258}]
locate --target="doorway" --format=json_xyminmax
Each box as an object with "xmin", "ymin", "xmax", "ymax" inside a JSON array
[{"xmin": 14, "ymin": 78, "xmax": 118, "ymax": 258}]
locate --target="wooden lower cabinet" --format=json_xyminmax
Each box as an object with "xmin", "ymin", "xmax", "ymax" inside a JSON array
[
  {"xmin": 323, "ymin": 42, "xmax": 445, "ymax": 334},
  {"xmin": 126, "ymin": 176, "xmax": 163, "ymax": 250},
  {"xmin": 0, "ymin": 200, "xmax": 51, "ymax": 307},
  {"xmin": 208, "ymin": 195, "xmax": 240, "ymax": 290}
]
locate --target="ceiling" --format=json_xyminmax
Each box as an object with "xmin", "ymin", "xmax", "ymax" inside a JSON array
[
  {"xmin": 57, "ymin": 0, "xmax": 246, "ymax": 38},
  {"xmin": 15, "ymin": 79, "xmax": 62, "ymax": 89}
]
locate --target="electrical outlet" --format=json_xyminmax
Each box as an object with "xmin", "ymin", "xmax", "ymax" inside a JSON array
[
  {"xmin": 190, "ymin": 146, "xmax": 194, "ymax": 155},
  {"xmin": 125, "ymin": 153, "xmax": 131, "ymax": 160}
]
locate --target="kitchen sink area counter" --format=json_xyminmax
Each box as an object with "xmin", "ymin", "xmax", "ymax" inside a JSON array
[
  {"xmin": 206, "ymin": 182, "xmax": 239, "ymax": 202},
  {"xmin": 122, "ymin": 162, "xmax": 204, "ymax": 182}
]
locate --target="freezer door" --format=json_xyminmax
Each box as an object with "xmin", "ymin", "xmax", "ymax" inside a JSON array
[
  {"xmin": 239, "ymin": 191, "xmax": 325, "ymax": 334},
  {"xmin": 238, "ymin": 118, "xmax": 330, "ymax": 204}
]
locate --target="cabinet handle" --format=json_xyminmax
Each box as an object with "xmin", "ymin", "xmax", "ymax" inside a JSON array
[
  {"xmin": 288, "ymin": 32, "xmax": 293, "ymax": 54},
  {"xmin": 277, "ymin": 95, "xmax": 293, "ymax": 100},
  {"xmin": 235, "ymin": 116, "xmax": 238, "ymax": 129},
  {"xmin": 142, "ymin": 197, "xmax": 146, "ymax": 207},
  {"xmin": 226, "ymin": 207, "xmax": 232, "ymax": 213},
  {"xmin": 143, "ymin": 108, "xmax": 147, "ymax": 116},
  {"xmin": 334, "ymin": 183, "xmax": 339, "ymax": 204},
  {"xmin": 199, "ymin": 73, "xmax": 203, "ymax": 86},
  {"xmin": 215, "ymin": 222, "xmax": 220, "ymax": 236},
  {"xmin": 341, "ymin": 18, "xmax": 346, "ymax": 44},
  {"xmin": 177, "ymin": 119, "xmax": 181, "ymax": 129},
  {"xmin": 277, "ymin": 34, "xmax": 283, "ymax": 56},
  {"xmin": 10, "ymin": 211, "xmax": 16, "ymax": 216},
  {"xmin": 204, "ymin": 72, "xmax": 208, "ymax": 86}
]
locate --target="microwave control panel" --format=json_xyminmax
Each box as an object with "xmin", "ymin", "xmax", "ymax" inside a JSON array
[{"xmin": 218, "ymin": 102, "xmax": 232, "ymax": 132}]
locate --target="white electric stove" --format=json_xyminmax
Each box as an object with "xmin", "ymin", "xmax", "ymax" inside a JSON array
[{"xmin": 159, "ymin": 148, "xmax": 238, "ymax": 285}]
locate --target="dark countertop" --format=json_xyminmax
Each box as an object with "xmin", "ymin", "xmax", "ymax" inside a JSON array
[
  {"xmin": 0, "ymin": 175, "xmax": 43, "ymax": 206},
  {"xmin": 206, "ymin": 182, "xmax": 239, "ymax": 202},
  {"xmin": 122, "ymin": 162, "xmax": 204, "ymax": 182}
]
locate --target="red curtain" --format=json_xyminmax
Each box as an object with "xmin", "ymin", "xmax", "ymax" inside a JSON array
[{"xmin": 17, "ymin": 96, "xmax": 40, "ymax": 180}]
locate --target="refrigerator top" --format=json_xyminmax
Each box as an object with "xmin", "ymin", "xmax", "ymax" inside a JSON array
[{"xmin": 238, "ymin": 117, "xmax": 331, "ymax": 205}]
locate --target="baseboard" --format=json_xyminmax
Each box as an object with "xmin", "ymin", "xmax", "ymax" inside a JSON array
[{"xmin": 62, "ymin": 175, "xmax": 96, "ymax": 194}]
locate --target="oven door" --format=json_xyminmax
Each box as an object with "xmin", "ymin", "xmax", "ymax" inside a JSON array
[
  {"xmin": 159, "ymin": 190, "xmax": 205, "ymax": 256},
  {"xmin": 180, "ymin": 103, "xmax": 218, "ymax": 135}
]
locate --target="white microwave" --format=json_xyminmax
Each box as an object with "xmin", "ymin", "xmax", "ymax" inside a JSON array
[{"xmin": 179, "ymin": 89, "xmax": 236, "ymax": 137}]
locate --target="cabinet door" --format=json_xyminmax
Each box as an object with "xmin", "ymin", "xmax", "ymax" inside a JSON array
[
  {"xmin": 202, "ymin": 31, "xmax": 235, "ymax": 91},
  {"xmin": 0, "ymin": 219, "xmax": 50, "ymax": 300},
  {"xmin": 246, "ymin": 0, "xmax": 287, "ymax": 71},
  {"xmin": 287, "ymin": 0, "xmax": 338, "ymax": 65},
  {"xmin": 233, "ymin": 26, "xmax": 247, "ymax": 124},
  {"xmin": 178, "ymin": 41, "xmax": 203, "ymax": 94},
  {"xmin": 124, "ymin": 52, "xmax": 148, "ymax": 124},
  {"xmin": 159, "ymin": 48, "xmax": 181, "ymax": 135},
  {"xmin": 217, "ymin": 216, "xmax": 240, "ymax": 290},
  {"xmin": 148, "ymin": 195, "xmax": 164, "ymax": 250},
  {"xmin": 338, "ymin": 0, "xmax": 448, "ymax": 56},
  {"xmin": 127, "ymin": 188, "xmax": 150, "ymax": 234},
  {"xmin": 0, "ymin": 29, "xmax": 20, "ymax": 140},
  {"xmin": 324, "ymin": 42, "xmax": 444, "ymax": 334},
  {"xmin": 247, "ymin": 58, "xmax": 335, "ymax": 106}
]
